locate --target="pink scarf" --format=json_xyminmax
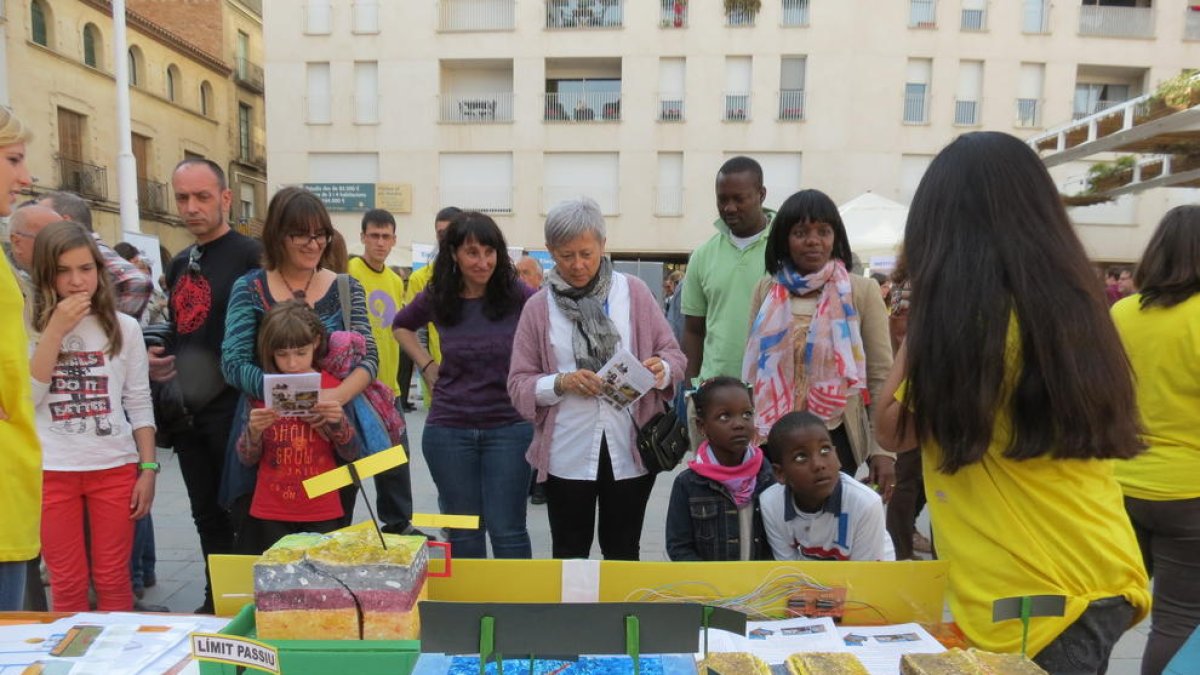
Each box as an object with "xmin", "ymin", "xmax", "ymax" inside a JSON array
[
  {"xmin": 743, "ymin": 259, "xmax": 868, "ymax": 438},
  {"xmin": 688, "ymin": 442, "xmax": 765, "ymax": 507}
]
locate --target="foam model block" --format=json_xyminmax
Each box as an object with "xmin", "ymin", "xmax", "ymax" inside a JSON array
[
  {"xmin": 696, "ymin": 652, "xmax": 772, "ymax": 674},
  {"xmin": 254, "ymin": 530, "xmax": 429, "ymax": 640},
  {"xmin": 786, "ymin": 652, "xmax": 869, "ymax": 674},
  {"xmin": 900, "ymin": 648, "xmax": 1048, "ymax": 674}
]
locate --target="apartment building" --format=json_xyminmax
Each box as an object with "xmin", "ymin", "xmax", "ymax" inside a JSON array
[
  {"xmin": 265, "ymin": 0, "xmax": 1200, "ymax": 263},
  {"xmin": 4, "ymin": 0, "xmax": 266, "ymax": 254}
]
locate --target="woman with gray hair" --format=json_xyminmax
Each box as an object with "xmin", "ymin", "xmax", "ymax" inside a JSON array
[{"xmin": 509, "ymin": 198, "xmax": 685, "ymax": 559}]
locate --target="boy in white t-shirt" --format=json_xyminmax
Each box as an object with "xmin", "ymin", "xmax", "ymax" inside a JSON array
[{"xmin": 760, "ymin": 412, "xmax": 894, "ymax": 561}]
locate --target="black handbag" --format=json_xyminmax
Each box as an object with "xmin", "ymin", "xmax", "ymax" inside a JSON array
[{"xmin": 636, "ymin": 402, "xmax": 690, "ymax": 473}]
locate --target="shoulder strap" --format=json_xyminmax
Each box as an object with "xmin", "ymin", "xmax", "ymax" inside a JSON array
[{"xmin": 337, "ymin": 273, "xmax": 352, "ymax": 330}]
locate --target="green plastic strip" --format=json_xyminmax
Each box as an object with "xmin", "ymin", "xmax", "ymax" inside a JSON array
[
  {"xmin": 479, "ymin": 615, "xmax": 495, "ymax": 675},
  {"xmin": 1020, "ymin": 596, "xmax": 1032, "ymax": 658},
  {"xmin": 625, "ymin": 615, "xmax": 641, "ymax": 675}
]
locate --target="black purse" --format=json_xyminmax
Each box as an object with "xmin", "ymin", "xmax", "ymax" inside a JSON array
[{"xmin": 636, "ymin": 402, "xmax": 690, "ymax": 473}]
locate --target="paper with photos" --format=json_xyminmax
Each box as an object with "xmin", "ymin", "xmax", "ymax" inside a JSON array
[
  {"xmin": 595, "ymin": 348, "xmax": 656, "ymax": 411},
  {"xmin": 263, "ymin": 372, "xmax": 321, "ymax": 417}
]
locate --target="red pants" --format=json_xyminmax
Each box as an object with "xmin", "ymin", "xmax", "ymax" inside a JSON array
[{"xmin": 41, "ymin": 465, "xmax": 136, "ymax": 612}]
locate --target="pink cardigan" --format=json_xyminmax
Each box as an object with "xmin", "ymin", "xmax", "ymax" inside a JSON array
[{"xmin": 508, "ymin": 273, "xmax": 686, "ymax": 480}]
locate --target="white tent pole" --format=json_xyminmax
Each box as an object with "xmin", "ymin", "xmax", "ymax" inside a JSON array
[{"xmin": 112, "ymin": 0, "xmax": 141, "ymax": 233}]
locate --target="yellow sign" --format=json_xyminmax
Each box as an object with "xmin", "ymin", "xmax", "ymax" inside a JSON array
[
  {"xmin": 376, "ymin": 183, "xmax": 412, "ymax": 213},
  {"xmin": 302, "ymin": 445, "xmax": 408, "ymax": 499},
  {"xmin": 191, "ymin": 632, "xmax": 280, "ymax": 674}
]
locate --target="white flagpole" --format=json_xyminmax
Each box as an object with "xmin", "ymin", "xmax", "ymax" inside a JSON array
[{"xmin": 112, "ymin": 0, "xmax": 141, "ymax": 232}]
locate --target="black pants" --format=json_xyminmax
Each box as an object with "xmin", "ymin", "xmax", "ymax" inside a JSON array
[
  {"xmin": 376, "ymin": 420, "xmax": 414, "ymax": 534},
  {"xmin": 886, "ymin": 449, "xmax": 927, "ymax": 560},
  {"xmin": 1034, "ymin": 596, "xmax": 1135, "ymax": 675},
  {"xmin": 544, "ymin": 439, "xmax": 656, "ymax": 560},
  {"xmin": 236, "ymin": 515, "xmax": 343, "ymax": 556},
  {"xmin": 830, "ymin": 424, "xmax": 858, "ymax": 477},
  {"xmin": 174, "ymin": 407, "xmax": 238, "ymax": 613},
  {"xmin": 397, "ymin": 353, "xmax": 414, "ymax": 406}
]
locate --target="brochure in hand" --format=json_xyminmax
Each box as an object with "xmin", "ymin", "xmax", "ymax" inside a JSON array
[
  {"xmin": 263, "ymin": 372, "xmax": 322, "ymax": 417},
  {"xmin": 595, "ymin": 348, "xmax": 657, "ymax": 411}
]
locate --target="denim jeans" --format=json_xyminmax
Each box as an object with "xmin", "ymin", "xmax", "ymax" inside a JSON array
[
  {"xmin": 0, "ymin": 561, "xmax": 27, "ymax": 611},
  {"xmin": 1034, "ymin": 596, "xmax": 1135, "ymax": 675},
  {"xmin": 422, "ymin": 421, "xmax": 534, "ymax": 559},
  {"xmin": 131, "ymin": 514, "xmax": 157, "ymax": 591}
]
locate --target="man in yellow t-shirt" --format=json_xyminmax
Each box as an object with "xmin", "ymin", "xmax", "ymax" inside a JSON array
[
  {"xmin": 405, "ymin": 206, "xmax": 460, "ymax": 407},
  {"xmin": 348, "ymin": 208, "xmax": 415, "ymax": 534}
]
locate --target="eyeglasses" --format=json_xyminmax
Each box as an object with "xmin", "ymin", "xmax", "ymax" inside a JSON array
[
  {"xmin": 288, "ymin": 231, "xmax": 333, "ymax": 247},
  {"xmin": 188, "ymin": 246, "xmax": 203, "ymax": 275}
]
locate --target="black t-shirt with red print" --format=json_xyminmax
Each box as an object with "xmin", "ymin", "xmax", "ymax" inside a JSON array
[{"xmin": 166, "ymin": 229, "xmax": 262, "ymax": 415}]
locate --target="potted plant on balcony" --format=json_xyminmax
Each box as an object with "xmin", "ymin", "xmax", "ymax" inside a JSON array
[
  {"xmin": 673, "ymin": 0, "xmax": 687, "ymax": 27},
  {"xmin": 1085, "ymin": 155, "xmax": 1136, "ymax": 194},
  {"xmin": 724, "ymin": 0, "xmax": 760, "ymax": 23}
]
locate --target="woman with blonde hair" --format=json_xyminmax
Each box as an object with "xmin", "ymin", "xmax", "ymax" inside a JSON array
[
  {"xmin": 0, "ymin": 106, "xmax": 41, "ymax": 611},
  {"xmin": 29, "ymin": 221, "xmax": 157, "ymax": 611}
]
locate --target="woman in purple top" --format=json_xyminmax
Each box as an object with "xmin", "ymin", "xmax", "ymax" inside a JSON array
[{"xmin": 392, "ymin": 212, "xmax": 534, "ymax": 558}]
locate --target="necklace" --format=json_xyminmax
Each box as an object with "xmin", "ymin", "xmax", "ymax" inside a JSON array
[{"xmin": 280, "ymin": 268, "xmax": 318, "ymax": 300}]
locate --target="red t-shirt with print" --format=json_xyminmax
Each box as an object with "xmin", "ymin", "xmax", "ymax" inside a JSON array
[{"xmin": 249, "ymin": 371, "xmax": 344, "ymax": 522}]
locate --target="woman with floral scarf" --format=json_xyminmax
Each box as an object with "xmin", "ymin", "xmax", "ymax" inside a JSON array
[{"xmin": 742, "ymin": 190, "xmax": 896, "ymax": 502}]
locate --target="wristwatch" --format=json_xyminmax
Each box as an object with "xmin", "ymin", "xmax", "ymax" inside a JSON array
[{"xmin": 138, "ymin": 462, "xmax": 161, "ymax": 473}]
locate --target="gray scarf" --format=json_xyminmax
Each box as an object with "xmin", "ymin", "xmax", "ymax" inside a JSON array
[{"xmin": 546, "ymin": 257, "xmax": 621, "ymax": 372}]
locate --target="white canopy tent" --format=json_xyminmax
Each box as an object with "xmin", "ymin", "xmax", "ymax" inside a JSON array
[{"xmin": 839, "ymin": 192, "xmax": 908, "ymax": 266}]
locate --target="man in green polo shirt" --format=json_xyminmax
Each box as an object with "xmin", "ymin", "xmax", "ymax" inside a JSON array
[{"xmin": 681, "ymin": 156, "xmax": 775, "ymax": 382}]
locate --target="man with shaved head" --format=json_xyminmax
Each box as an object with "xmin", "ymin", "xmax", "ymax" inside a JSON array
[{"xmin": 7, "ymin": 204, "xmax": 62, "ymax": 273}]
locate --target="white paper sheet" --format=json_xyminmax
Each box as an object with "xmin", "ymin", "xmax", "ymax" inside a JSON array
[
  {"xmin": 836, "ymin": 623, "xmax": 946, "ymax": 675},
  {"xmin": 701, "ymin": 616, "xmax": 846, "ymax": 665}
]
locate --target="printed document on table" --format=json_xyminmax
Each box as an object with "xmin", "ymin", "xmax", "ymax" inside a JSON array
[
  {"xmin": 701, "ymin": 616, "xmax": 846, "ymax": 664},
  {"xmin": 595, "ymin": 348, "xmax": 656, "ymax": 411},
  {"xmin": 837, "ymin": 623, "xmax": 945, "ymax": 675},
  {"xmin": 263, "ymin": 372, "xmax": 321, "ymax": 417}
]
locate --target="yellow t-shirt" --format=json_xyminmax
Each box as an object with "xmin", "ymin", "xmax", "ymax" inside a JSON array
[
  {"xmin": 348, "ymin": 257, "xmax": 406, "ymax": 397},
  {"xmin": 0, "ymin": 256, "xmax": 42, "ymax": 562},
  {"xmin": 404, "ymin": 263, "xmax": 441, "ymax": 406},
  {"xmin": 898, "ymin": 321, "xmax": 1149, "ymax": 656},
  {"xmin": 1111, "ymin": 293, "xmax": 1200, "ymax": 500}
]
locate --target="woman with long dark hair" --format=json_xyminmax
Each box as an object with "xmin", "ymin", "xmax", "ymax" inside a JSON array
[
  {"xmin": 876, "ymin": 131, "xmax": 1149, "ymax": 672},
  {"xmin": 743, "ymin": 189, "xmax": 896, "ymax": 500},
  {"xmin": 392, "ymin": 212, "xmax": 535, "ymax": 558},
  {"xmin": 1111, "ymin": 205, "xmax": 1200, "ymax": 675}
]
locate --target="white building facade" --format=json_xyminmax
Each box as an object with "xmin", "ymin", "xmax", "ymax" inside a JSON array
[{"xmin": 264, "ymin": 0, "xmax": 1200, "ymax": 264}]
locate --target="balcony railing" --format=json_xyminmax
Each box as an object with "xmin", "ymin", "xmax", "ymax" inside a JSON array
[
  {"xmin": 542, "ymin": 186, "xmax": 618, "ymax": 215},
  {"xmin": 781, "ymin": 0, "xmax": 809, "ymax": 26},
  {"xmin": 658, "ymin": 0, "xmax": 687, "ymax": 28},
  {"xmin": 725, "ymin": 8, "xmax": 757, "ymax": 27},
  {"xmin": 545, "ymin": 0, "xmax": 624, "ymax": 29},
  {"xmin": 234, "ymin": 57, "xmax": 264, "ymax": 93},
  {"xmin": 437, "ymin": 0, "xmax": 515, "ymax": 32},
  {"xmin": 909, "ymin": 0, "xmax": 936, "ymax": 28},
  {"xmin": 1078, "ymin": 6, "xmax": 1154, "ymax": 39},
  {"xmin": 439, "ymin": 186, "xmax": 513, "ymax": 214},
  {"xmin": 136, "ymin": 178, "xmax": 169, "ymax": 214},
  {"xmin": 1186, "ymin": 9, "xmax": 1200, "ymax": 41},
  {"xmin": 657, "ymin": 94, "xmax": 685, "ymax": 122},
  {"xmin": 724, "ymin": 93, "xmax": 751, "ymax": 121},
  {"xmin": 1015, "ymin": 98, "xmax": 1041, "ymax": 128},
  {"xmin": 954, "ymin": 99, "xmax": 979, "ymax": 125},
  {"xmin": 655, "ymin": 186, "xmax": 684, "ymax": 216},
  {"xmin": 778, "ymin": 89, "xmax": 805, "ymax": 121},
  {"xmin": 1022, "ymin": 0, "xmax": 1050, "ymax": 33},
  {"xmin": 961, "ymin": 8, "xmax": 986, "ymax": 31},
  {"xmin": 58, "ymin": 157, "xmax": 108, "ymax": 200},
  {"xmin": 903, "ymin": 90, "xmax": 929, "ymax": 123},
  {"xmin": 238, "ymin": 140, "xmax": 267, "ymax": 167},
  {"xmin": 439, "ymin": 92, "xmax": 515, "ymax": 122},
  {"xmin": 544, "ymin": 92, "xmax": 621, "ymax": 122},
  {"xmin": 1073, "ymin": 99, "xmax": 1126, "ymax": 120}
]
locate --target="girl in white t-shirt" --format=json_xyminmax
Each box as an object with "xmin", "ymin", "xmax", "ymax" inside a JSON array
[{"xmin": 28, "ymin": 221, "xmax": 157, "ymax": 612}]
